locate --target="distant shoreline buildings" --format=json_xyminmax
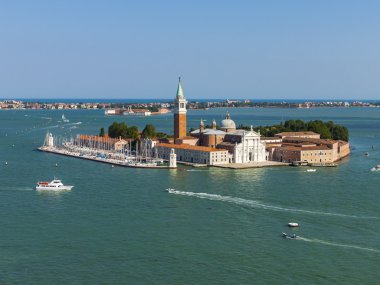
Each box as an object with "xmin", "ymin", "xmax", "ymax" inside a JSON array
[{"xmin": 1, "ymin": 98, "xmax": 379, "ymax": 110}]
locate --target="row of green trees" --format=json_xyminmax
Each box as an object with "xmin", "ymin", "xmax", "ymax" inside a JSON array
[
  {"xmin": 99, "ymin": 119, "xmax": 349, "ymax": 142},
  {"xmin": 99, "ymin": 122, "xmax": 170, "ymax": 140},
  {"xmin": 237, "ymin": 119, "xmax": 349, "ymax": 141}
]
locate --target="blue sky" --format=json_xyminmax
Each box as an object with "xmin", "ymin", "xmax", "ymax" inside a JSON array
[{"xmin": 0, "ymin": 0, "xmax": 379, "ymax": 100}]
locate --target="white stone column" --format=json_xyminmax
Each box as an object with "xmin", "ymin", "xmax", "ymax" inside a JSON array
[{"xmin": 169, "ymin": 148, "xmax": 177, "ymax": 168}]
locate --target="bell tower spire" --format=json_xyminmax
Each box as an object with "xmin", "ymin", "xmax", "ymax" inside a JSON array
[
  {"xmin": 174, "ymin": 77, "xmax": 187, "ymax": 141},
  {"xmin": 176, "ymin": 77, "xmax": 184, "ymax": 98}
]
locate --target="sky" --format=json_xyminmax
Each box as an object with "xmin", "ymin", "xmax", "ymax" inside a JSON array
[{"xmin": 0, "ymin": 0, "xmax": 379, "ymax": 100}]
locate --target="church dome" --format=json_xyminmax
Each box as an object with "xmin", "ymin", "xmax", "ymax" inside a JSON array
[{"xmin": 220, "ymin": 112, "xmax": 236, "ymax": 132}]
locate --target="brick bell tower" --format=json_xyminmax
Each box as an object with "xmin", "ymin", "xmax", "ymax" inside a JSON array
[{"xmin": 174, "ymin": 77, "xmax": 187, "ymax": 141}]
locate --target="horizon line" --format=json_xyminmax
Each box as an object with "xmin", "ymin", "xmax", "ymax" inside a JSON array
[{"xmin": 2, "ymin": 98, "xmax": 380, "ymax": 102}]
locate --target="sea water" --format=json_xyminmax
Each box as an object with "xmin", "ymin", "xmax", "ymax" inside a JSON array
[{"xmin": 0, "ymin": 107, "xmax": 380, "ymax": 284}]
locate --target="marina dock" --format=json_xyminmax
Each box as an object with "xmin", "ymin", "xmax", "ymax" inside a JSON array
[{"xmin": 38, "ymin": 146, "xmax": 176, "ymax": 169}]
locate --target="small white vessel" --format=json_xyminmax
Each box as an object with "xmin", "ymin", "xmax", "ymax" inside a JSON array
[
  {"xmin": 306, "ymin": 169, "xmax": 316, "ymax": 172},
  {"xmin": 62, "ymin": 114, "xmax": 69, "ymax": 123},
  {"xmin": 371, "ymin": 165, "xmax": 380, "ymax": 172},
  {"xmin": 288, "ymin": 222, "xmax": 299, "ymax": 227},
  {"xmin": 282, "ymin": 232, "xmax": 299, "ymax": 239},
  {"xmin": 36, "ymin": 179, "xmax": 73, "ymax": 191}
]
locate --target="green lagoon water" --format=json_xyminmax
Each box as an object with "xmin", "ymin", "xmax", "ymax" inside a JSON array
[{"xmin": 1, "ymin": 107, "xmax": 380, "ymax": 284}]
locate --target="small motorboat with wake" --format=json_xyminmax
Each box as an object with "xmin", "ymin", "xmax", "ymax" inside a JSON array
[
  {"xmin": 306, "ymin": 169, "xmax": 316, "ymax": 172},
  {"xmin": 61, "ymin": 114, "xmax": 69, "ymax": 123},
  {"xmin": 36, "ymin": 179, "xmax": 73, "ymax": 191},
  {"xmin": 282, "ymin": 232, "xmax": 299, "ymax": 239},
  {"xmin": 165, "ymin": 188, "xmax": 175, "ymax": 193},
  {"xmin": 370, "ymin": 165, "xmax": 380, "ymax": 172},
  {"xmin": 288, "ymin": 222, "xmax": 299, "ymax": 227}
]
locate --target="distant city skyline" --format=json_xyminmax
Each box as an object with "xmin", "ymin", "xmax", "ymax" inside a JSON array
[{"xmin": 1, "ymin": 1, "xmax": 379, "ymax": 100}]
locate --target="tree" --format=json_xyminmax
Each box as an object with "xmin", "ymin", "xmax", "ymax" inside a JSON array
[
  {"xmin": 108, "ymin": 122, "xmax": 120, "ymax": 138},
  {"xmin": 156, "ymin": 132, "xmax": 168, "ymax": 138},
  {"xmin": 141, "ymin": 124, "xmax": 156, "ymax": 138},
  {"xmin": 108, "ymin": 122, "xmax": 128, "ymax": 138},
  {"xmin": 307, "ymin": 120, "xmax": 332, "ymax": 139},
  {"xmin": 332, "ymin": 125, "xmax": 349, "ymax": 141},
  {"xmin": 126, "ymin": 126, "xmax": 139, "ymax": 140},
  {"xmin": 240, "ymin": 119, "xmax": 349, "ymax": 141},
  {"xmin": 99, "ymin": 127, "xmax": 105, "ymax": 137}
]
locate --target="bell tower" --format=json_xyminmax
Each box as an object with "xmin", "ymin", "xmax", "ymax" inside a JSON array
[{"xmin": 174, "ymin": 77, "xmax": 187, "ymax": 141}]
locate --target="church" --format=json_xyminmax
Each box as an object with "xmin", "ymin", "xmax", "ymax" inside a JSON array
[{"xmin": 155, "ymin": 78, "xmax": 268, "ymax": 165}]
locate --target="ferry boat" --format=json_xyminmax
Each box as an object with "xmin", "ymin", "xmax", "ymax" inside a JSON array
[{"xmin": 36, "ymin": 179, "xmax": 73, "ymax": 191}]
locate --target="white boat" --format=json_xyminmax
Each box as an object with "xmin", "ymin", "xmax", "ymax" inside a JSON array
[
  {"xmin": 62, "ymin": 114, "xmax": 69, "ymax": 123},
  {"xmin": 306, "ymin": 169, "xmax": 316, "ymax": 172},
  {"xmin": 371, "ymin": 165, "xmax": 380, "ymax": 172},
  {"xmin": 282, "ymin": 232, "xmax": 299, "ymax": 239},
  {"xmin": 288, "ymin": 222, "xmax": 299, "ymax": 227},
  {"xmin": 36, "ymin": 179, "xmax": 73, "ymax": 191}
]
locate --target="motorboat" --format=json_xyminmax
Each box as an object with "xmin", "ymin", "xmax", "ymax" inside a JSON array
[
  {"xmin": 282, "ymin": 232, "xmax": 299, "ymax": 239},
  {"xmin": 288, "ymin": 222, "xmax": 299, "ymax": 227},
  {"xmin": 61, "ymin": 114, "xmax": 69, "ymax": 123},
  {"xmin": 165, "ymin": 188, "xmax": 175, "ymax": 193},
  {"xmin": 36, "ymin": 179, "xmax": 73, "ymax": 191},
  {"xmin": 364, "ymin": 152, "xmax": 369, "ymax": 156},
  {"xmin": 306, "ymin": 169, "xmax": 316, "ymax": 172},
  {"xmin": 371, "ymin": 165, "xmax": 380, "ymax": 172}
]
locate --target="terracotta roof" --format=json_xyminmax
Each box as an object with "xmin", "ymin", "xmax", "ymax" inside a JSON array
[
  {"xmin": 275, "ymin": 145, "xmax": 330, "ymax": 151},
  {"xmin": 283, "ymin": 137, "xmax": 336, "ymax": 146},
  {"xmin": 78, "ymin": 135, "xmax": 130, "ymax": 143},
  {"xmin": 156, "ymin": 143, "xmax": 227, "ymax": 152}
]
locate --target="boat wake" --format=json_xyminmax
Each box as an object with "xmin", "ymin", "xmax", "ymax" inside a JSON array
[
  {"xmin": 167, "ymin": 189, "xmax": 378, "ymax": 219},
  {"xmin": 65, "ymin": 122, "xmax": 82, "ymax": 126},
  {"xmin": 1, "ymin": 186, "xmax": 34, "ymax": 191},
  {"xmin": 298, "ymin": 237, "xmax": 380, "ymax": 253},
  {"xmin": 40, "ymin": 125, "xmax": 59, "ymax": 130}
]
